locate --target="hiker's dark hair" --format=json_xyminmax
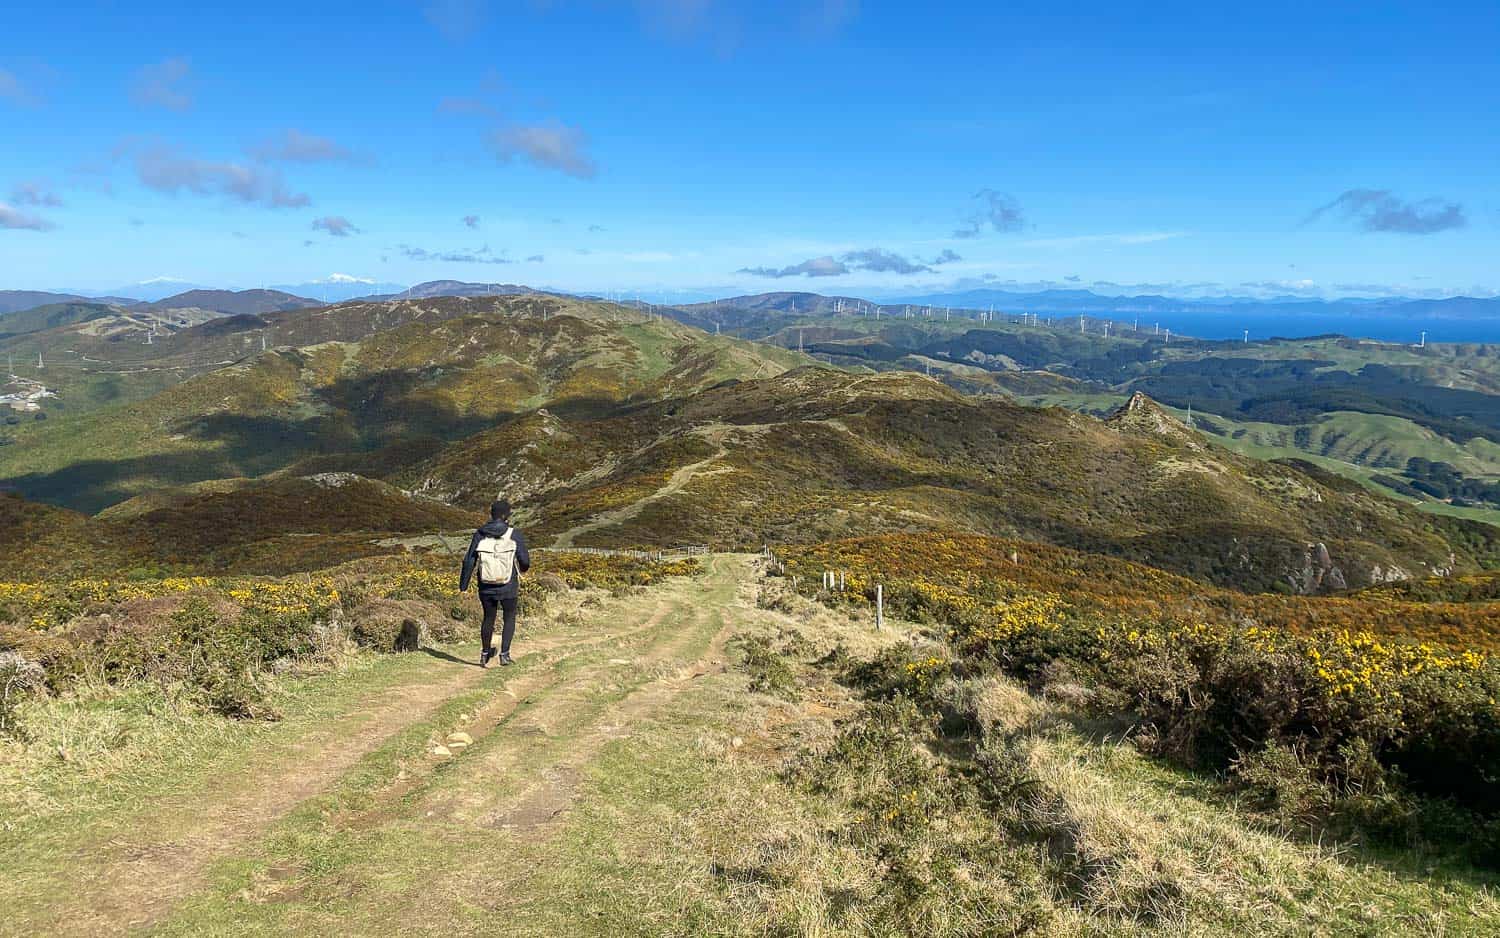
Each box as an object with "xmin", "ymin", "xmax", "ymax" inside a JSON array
[{"xmin": 490, "ymin": 499, "xmax": 512, "ymax": 521}]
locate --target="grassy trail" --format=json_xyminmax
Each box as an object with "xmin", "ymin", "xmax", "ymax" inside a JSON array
[
  {"xmin": 550, "ymin": 425, "xmax": 737, "ymax": 548},
  {"xmin": 8, "ymin": 556, "xmax": 1498, "ymax": 936},
  {"xmin": 2, "ymin": 556, "xmax": 758, "ymax": 936}
]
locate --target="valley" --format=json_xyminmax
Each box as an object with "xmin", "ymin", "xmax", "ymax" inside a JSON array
[
  {"xmin": 656, "ymin": 294, "xmax": 1500, "ymax": 526},
  {"xmin": 4, "ymin": 286, "xmax": 1500, "ymax": 935}
]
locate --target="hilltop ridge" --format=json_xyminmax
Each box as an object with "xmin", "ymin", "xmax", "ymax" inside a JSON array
[{"xmin": 2, "ymin": 297, "xmax": 1497, "ymax": 593}]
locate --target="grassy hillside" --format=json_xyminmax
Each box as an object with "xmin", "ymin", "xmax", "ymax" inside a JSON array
[
  {"xmin": 400, "ymin": 368, "xmax": 1500, "ymax": 593},
  {"xmin": 777, "ymin": 535, "xmax": 1500, "ymax": 839},
  {"xmin": 0, "ymin": 301, "xmax": 120, "ymax": 340},
  {"xmin": 6, "ymin": 301, "xmax": 1498, "ymax": 596},
  {"xmin": 0, "ymin": 303, "xmax": 805, "ymax": 512},
  {"xmin": 0, "ymin": 474, "xmax": 476, "ymax": 578},
  {"xmin": 670, "ymin": 298, "xmax": 1500, "ymax": 530}
]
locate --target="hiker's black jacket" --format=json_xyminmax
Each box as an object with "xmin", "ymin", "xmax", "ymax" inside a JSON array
[{"xmin": 459, "ymin": 520, "xmax": 531, "ymax": 599}]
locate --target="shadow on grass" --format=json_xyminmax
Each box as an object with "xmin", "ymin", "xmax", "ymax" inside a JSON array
[{"xmin": 421, "ymin": 646, "xmax": 481, "ymax": 668}]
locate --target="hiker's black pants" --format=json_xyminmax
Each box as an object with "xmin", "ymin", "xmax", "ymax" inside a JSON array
[{"xmin": 480, "ymin": 594, "xmax": 518, "ymax": 655}]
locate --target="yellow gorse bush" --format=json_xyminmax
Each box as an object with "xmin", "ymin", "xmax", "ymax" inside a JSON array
[
  {"xmin": 778, "ymin": 533, "xmax": 1496, "ymax": 712},
  {"xmin": 902, "ymin": 656, "xmax": 947, "ymax": 695},
  {"xmin": 1, "ymin": 576, "xmax": 217, "ymax": 629},
  {"xmin": 0, "ymin": 550, "xmax": 703, "ymax": 634}
]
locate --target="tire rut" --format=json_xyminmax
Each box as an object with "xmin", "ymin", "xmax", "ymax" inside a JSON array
[
  {"xmin": 33, "ymin": 586, "xmax": 700, "ymax": 937},
  {"xmin": 417, "ymin": 558, "xmax": 745, "ymax": 834}
]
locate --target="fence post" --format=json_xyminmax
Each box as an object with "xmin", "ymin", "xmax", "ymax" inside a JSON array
[
  {"xmin": 839, "ymin": 570, "xmax": 845, "ymax": 591},
  {"xmin": 875, "ymin": 584, "xmax": 883, "ymax": 630}
]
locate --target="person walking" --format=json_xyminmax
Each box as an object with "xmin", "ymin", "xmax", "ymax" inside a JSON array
[{"xmin": 459, "ymin": 499, "xmax": 531, "ymax": 667}]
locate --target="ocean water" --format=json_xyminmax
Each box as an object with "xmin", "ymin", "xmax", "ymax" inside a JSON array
[{"xmin": 1149, "ymin": 312, "xmax": 1499, "ymax": 345}]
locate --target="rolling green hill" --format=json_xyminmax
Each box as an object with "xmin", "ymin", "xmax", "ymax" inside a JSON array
[
  {"xmin": 400, "ymin": 369, "xmax": 1500, "ymax": 593},
  {"xmin": 673, "ymin": 297, "xmax": 1500, "ymax": 529},
  {"xmin": 5, "ymin": 299, "xmax": 1499, "ymax": 594},
  {"xmin": 0, "ymin": 298, "xmax": 805, "ymax": 512}
]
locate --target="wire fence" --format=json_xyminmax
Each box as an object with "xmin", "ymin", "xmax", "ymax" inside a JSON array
[
  {"xmin": 761, "ymin": 544, "xmax": 884, "ymax": 629},
  {"xmin": 534, "ymin": 545, "xmax": 711, "ymax": 562}
]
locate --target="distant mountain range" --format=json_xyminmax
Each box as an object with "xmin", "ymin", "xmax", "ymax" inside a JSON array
[
  {"xmin": 894, "ymin": 288, "xmax": 1500, "ymax": 322},
  {"xmin": 13, "ymin": 281, "xmax": 1500, "ymax": 340},
  {"xmin": 139, "ymin": 289, "xmax": 322, "ymax": 315},
  {"xmin": 271, "ymin": 278, "xmax": 406, "ymax": 303},
  {"xmin": 356, "ymin": 280, "xmax": 546, "ymax": 301},
  {"xmin": 96, "ymin": 279, "xmax": 207, "ymax": 302},
  {"xmin": 0, "ymin": 291, "xmax": 134, "ymax": 314}
]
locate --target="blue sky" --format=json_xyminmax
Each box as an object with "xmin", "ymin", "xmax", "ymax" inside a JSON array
[{"xmin": 2, "ymin": 0, "xmax": 1498, "ymax": 301}]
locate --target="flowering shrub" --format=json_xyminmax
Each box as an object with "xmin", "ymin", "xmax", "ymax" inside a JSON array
[
  {"xmin": 779, "ymin": 534, "xmax": 1500, "ymax": 817},
  {"xmin": 0, "ymin": 549, "xmax": 703, "ymax": 727}
]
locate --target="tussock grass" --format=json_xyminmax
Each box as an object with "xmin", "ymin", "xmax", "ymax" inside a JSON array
[{"xmin": 705, "ymin": 597, "xmax": 1500, "ymax": 935}]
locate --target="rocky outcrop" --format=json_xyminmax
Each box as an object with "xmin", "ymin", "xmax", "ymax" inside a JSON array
[
  {"xmin": 1106, "ymin": 392, "xmax": 1202, "ymax": 449},
  {"xmin": 1289, "ymin": 542, "xmax": 1348, "ymax": 593}
]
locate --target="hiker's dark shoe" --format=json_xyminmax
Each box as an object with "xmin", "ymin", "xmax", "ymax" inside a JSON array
[
  {"xmin": 499, "ymin": 653, "xmax": 514, "ymax": 666},
  {"xmin": 480, "ymin": 648, "xmax": 494, "ymax": 668}
]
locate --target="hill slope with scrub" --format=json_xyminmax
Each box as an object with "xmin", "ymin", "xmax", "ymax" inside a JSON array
[{"xmin": 404, "ymin": 370, "xmax": 1500, "ymax": 593}]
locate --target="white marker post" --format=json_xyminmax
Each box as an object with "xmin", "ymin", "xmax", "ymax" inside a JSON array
[{"xmin": 875, "ymin": 584, "xmax": 884, "ymax": 630}]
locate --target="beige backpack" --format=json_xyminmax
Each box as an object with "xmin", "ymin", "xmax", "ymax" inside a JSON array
[{"xmin": 476, "ymin": 529, "xmax": 517, "ymax": 585}]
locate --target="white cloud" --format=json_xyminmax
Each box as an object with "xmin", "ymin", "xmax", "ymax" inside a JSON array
[
  {"xmin": 1020, "ymin": 231, "xmax": 1187, "ymax": 249},
  {"xmin": 0, "ymin": 68, "xmax": 38, "ymax": 106},
  {"xmin": 249, "ymin": 129, "xmax": 356, "ymax": 163},
  {"xmin": 9, "ymin": 181, "xmax": 62, "ymax": 207},
  {"xmin": 489, "ymin": 123, "xmax": 597, "ymax": 179},
  {"xmin": 0, "ymin": 203, "xmax": 56, "ymax": 230},
  {"xmin": 130, "ymin": 145, "xmax": 310, "ymax": 209},
  {"xmin": 131, "ymin": 58, "xmax": 193, "ymax": 111},
  {"xmin": 312, "ymin": 215, "xmax": 359, "ymax": 237}
]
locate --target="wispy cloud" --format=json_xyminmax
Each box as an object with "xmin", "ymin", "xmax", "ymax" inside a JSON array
[
  {"xmin": 1238, "ymin": 279, "xmax": 1319, "ymax": 294},
  {"xmin": 525, "ymin": 254, "xmax": 544, "ymax": 262},
  {"xmin": 741, "ymin": 246, "xmax": 961, "ymax": 278},
  {"xmin": 437, "ymin": 95, "xmax": 499, "ymax": 119},
  {"xmin": 0, "ymin": 68, "xmax": 38, "ymax": 106},
  {"xmin": 1020, "ymin": 231, "xmax": 1186, "ymax": 249},
  {"xmin": 953, "ymin": 188, "xmax": 1024, "ymax": 238},
  {"xmin": 0, "ymin": 203, "xmax": 55, "ymax": 231},
  {"xmin": 463, "ymin": 214, "xmax": 480, "ymax": 228},
  {"xmin": 841, "ymin": 248, "xmax": 929, "ymax": 275},
  {"xmin": 249, "ymin": 129, "xmax": 355, "ymax": 163},
  {"xmin": 398, "ymin": 243, "xmax": 513, "ymax": 264},
  {"xmin": 427, "ymin": 1, "xmax": 857, "ymax": 51},
  {"xmin": 802, "ymin": 0, "xmax": 860, "ymax": 35},
  {"xmin": 489, "ymin": 123, "xmax": 597, "ymax": 178},
  {"xmin": 131, "ymin": 58, "xmax": 193, "ymax": 112},
  {"xmin": 312, "ymin": 215, "xmax": 358, "ymax": 237},
  {"xmin": 424, "ymin": 0, "xmax": 487, "ymax": 41},
  {"xmin": 739, "ymin": 255, "xmax": 849, "ymax": 278},
  {"xmin": 10, "ymin": 181, "xmax": 62, "ymax": 207},
  {"xmin": 636, "ymin": 0, "xmax": 858, "ymax": 51},
  {"xmin": 1306, "ymin": 189, "xmax": 1466, "ymax": 234},
  {"xmin": 130, "ymin": 145, "xmax": 310, "ymax": 208}
]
